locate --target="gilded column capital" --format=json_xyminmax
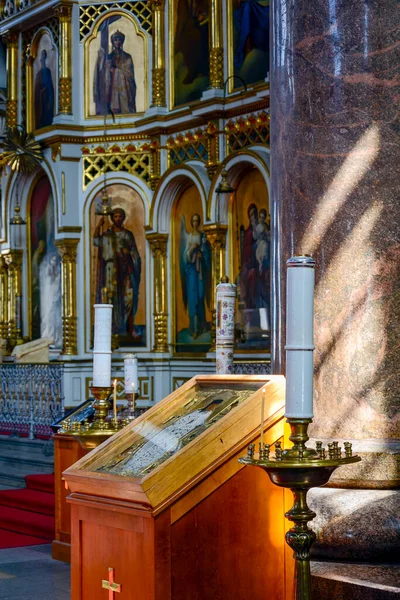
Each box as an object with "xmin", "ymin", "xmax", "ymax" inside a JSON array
[
  {"xmin": 146, "ymin": 233, "xmax": 168, "ymax": 258},
  {"xmin": 54, "ymin": 3, "xmax": 72, "ymax": 20},
  {"xmin": 55, "ymin": 238, "xmax": 79, "ymax": 262},
  {"xmin": 2, "ymin": 31, "xmax": 18, "ymax": 47},
  {"xmin": 4, "ymin": 249, "xmax": 23, "ymax": 269},
  {"xmin": 203, "ymin": 223, "xmax": 228, "ymax": 248},
  {"xmin": 148, "ymin": 0, "xmax": 165, "ymax": 10}
]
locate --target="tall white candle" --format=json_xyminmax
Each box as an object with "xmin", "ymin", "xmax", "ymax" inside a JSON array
[
  {"xmin": 285, "ymin": 256, "xmax": 315, "ymax": 418},
  {"xmin": 124, "ymin": 354, "xmax": 138, "ymax": 394},
  {"xmin": 93, "ymin": 304, "xmax": 113, "ymax": 352},
  {"xmin": 93, "ymin": 352, "xmax": 112, "ymax": 387},
  {"xmin": 92, "ymin": 303, "xmax": 113, "ymax": 387}
]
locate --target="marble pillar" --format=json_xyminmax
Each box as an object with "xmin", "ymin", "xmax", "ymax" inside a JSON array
[{"xmin": 271, "ymin": 0, "xmax": 399, "ymax": 564}]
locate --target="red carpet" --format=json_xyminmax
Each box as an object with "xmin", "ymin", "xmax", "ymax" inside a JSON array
[{"xmin": 0, "ymin": 474, "xmax": 55, "ymax": 548}]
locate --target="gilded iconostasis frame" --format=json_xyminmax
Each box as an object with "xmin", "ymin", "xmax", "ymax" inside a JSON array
[
  {"xmin": 85, "ymin": 179, "xmax": 150, "ymax": 352},
  {"xmin": 83, "ymin": 10, "xmax": 149, "ymax": 120},
  {"xmin": 169, "ymin": 0, "xmax": 210, "ymax": 109},
  {"xmin": 227, "ymin": 0, "xmax": 270, "ymax": 93},
  {"xmin": 26, "ymin": 28, "xmax": 58, "ymax": 133},
  {"xmin": 170, "ymin": 181, "xmax": 213, "ymax": 355}
]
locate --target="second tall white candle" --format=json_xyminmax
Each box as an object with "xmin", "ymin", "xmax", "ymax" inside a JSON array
[{"xmin": 285, "ymin": 256, "xmax": 315, "ymax": 419}]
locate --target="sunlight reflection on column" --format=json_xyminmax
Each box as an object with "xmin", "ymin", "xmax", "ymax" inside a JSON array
[{"xmin": 301, "ymin": 125, "xmax": 381, "ymax": 256}]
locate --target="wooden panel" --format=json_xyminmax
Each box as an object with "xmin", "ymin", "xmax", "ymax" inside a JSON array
[
  {"xmin": 170, "ymin": 421, "xmax": 284, "ymax": 524},
  {"xmin": 64, "ymin": 375, "xmax": 285, "ymax": 513},
  {"xmin": 170, "ymin": 465, "xmax": 286, "ymax": 600},
  {"xmin": 70, "ymin": 497, "xmax": 155, "ymax": 600},
  {"xmin": 154, "ymin": 509, "xmax": 172, "ymax": 600},
  {"xmin": 53, "ymin": 434, "xmax": 89, "ymax": 562}
]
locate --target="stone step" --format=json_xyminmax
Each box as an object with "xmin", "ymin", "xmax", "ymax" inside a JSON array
[
  {"xmin": 0, "ymin": 454, "xmax": 54, "ymax": 471},
  {"xmin": 0, "ymin": 435, "xmax": 54, "ymax": 489},
  {"xmin": 311, "ymin": 561, "xmax": 400, "ymax": 599},
  {"xmin": 0, "ymin": 435, "xmax": 54, "ymax": 457},
  {"xmin": 0, "ymin": 472, "xmax": 27, "ymax": 489}
]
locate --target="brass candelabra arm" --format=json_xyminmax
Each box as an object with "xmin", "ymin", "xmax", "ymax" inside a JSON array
[{"xmin": 239, "ymin": 419, "xmax": 361, "ymax": 600}]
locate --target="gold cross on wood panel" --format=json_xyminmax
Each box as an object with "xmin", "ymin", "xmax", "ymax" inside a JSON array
[{"xmin": 102, "ymin": 567, "xmax": 122, "ymax": 599}]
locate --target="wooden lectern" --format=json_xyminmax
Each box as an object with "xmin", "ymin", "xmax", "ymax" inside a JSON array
[{"xmin": 64, "ymin": 375, "xmax": 289, "ymax": 600}]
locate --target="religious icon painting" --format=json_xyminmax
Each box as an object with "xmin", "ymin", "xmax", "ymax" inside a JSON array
[
  {"xmin": 30, "ymin": 31, "xmax": 57, "ymax": 131},
  {"xmin": 228, "ymin": 0, "xmax": 270, "ymax": 91},
  {"xmin": 229, "ymin": 168, "xmax": 271, "ymax": 352},
  {"xmin": 172, "ymin": 184, "xmax": 212, "ymax": 354},
  {"xmin": 171, "ymin": 0, "xmax": 210, "ymax": 107},
  {"xmin": 90, "ymin": 184, "xmax": 147, "ymax": 348},
  {"xmin": 85, "ymin": 13, "xmax": 148, "ymax": 118},
  {"xmin": 29, "ymin": 175, "xmax": 62, "ymax": 348}
]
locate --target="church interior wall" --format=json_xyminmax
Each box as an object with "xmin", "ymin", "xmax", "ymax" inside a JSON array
[{"xmin": 0, "ymin": 0, "xmax": 272, "ymax": 411}]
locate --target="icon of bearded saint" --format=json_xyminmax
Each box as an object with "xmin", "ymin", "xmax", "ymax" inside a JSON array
[{"xmin": 94, "ymin": 27, "xmax": 137, "ymax": 115}]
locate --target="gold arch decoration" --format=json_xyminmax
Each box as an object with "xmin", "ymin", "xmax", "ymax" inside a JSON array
[
  {"xmin": 79, "ymin": 1, "xmax": 152, "ymax": 40},
  {"xmin": 225, "ymin": 111, "xmax": 270, "ymax": 154},
  {"xmin": 82, "ymin": 143, "xmax": 153, "ymax": 190}
]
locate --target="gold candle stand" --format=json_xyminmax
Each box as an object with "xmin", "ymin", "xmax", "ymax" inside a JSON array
[
  {"xmin": 59, "ymin": 386, "xmax": 129, "ymax": 449},
  {"xmin": 239, "ymin": 418, "xmax": 361, "ymax": 600},
  {"xmin": 124, "ymin": 391, "xmax": 138, "ymax": 420}
]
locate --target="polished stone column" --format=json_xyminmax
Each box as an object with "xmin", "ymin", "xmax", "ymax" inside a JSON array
[
  {"xmin": 55, "ymin": 239, "xmax": 79, "ymax": 355},
  {"xmin": 147, "ymin": 233, "xmax": 169, "ymax": 353},
  {"xmin": 271, "ymin": 0, "xmax": 399, "ymax": 569}
]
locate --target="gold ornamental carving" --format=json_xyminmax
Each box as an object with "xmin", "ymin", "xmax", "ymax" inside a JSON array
[
  {"xmin": 209, "ymin": 47, "xmax": 224, "ymax": 89},
  {"xmin": 203, "ymin": 224, "xmax": 228, "ymax": 351},
  {"xmin": 151, "ymin": 68, "xmax": 166, "ymax": 108},
  {"xmin": 6, "ymin": 100, "xmax": 17, "ymax": 129},
  {"xmin": 147, "ymin": 233, "xmax": 169, "ymax": 353},
  {"xmin": 226, "ymin": 111, "xmax": 270, "ymax": 154},
  {"xmin": 79, "ymin": 2, "xmax": 152, "ymax": 41},
  {"xmin": 82, "ymin": 144, "xmax": 152, "ymax": 190},
  {"xmin": 59, "ymin": 78, "xmax": 72, "ymax": 114},
  {"xmin": 55, "ymin": 238, "xmax": 80, "ymax": 355}
]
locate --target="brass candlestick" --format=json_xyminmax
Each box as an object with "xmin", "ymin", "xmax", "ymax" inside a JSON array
[
  {"xmin": 59, "ymin": 386, "xmax": 129, "ymax": 449},
  {"xmin": 125, "ymin": 391, "xmax": 137, "ymax": 420},
  {"xmin": 239, "ymin": 418, "xmax": 361, "ymax": 600}
]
